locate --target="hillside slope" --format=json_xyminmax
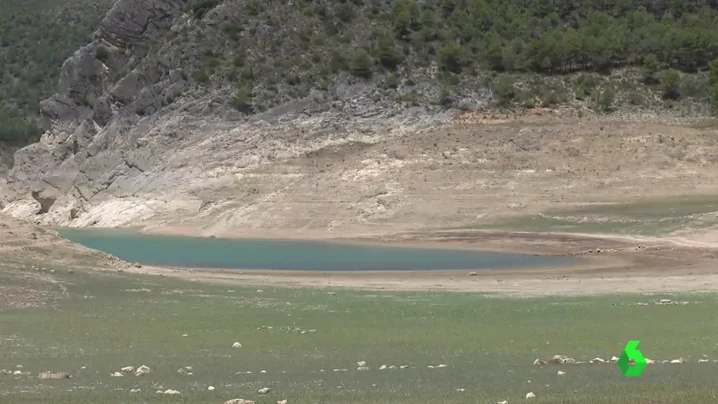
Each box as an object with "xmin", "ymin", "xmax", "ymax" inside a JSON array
[
  {"xmin": 0, "ymin": 0, "xmax": 115, "ymax": 144},
  {"xmin": 3, "ymin": 0, "xmax": 718, "ymax": 236}
]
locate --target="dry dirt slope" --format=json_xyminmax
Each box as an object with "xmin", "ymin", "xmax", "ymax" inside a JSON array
[{"xmin": 3, "ymin": 112, "xmax": 718, "ymax": 239}]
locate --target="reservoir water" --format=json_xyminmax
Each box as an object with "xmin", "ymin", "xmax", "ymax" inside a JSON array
[{"xmin": 58, "ymin": 228, "xmax": 572, "ymax": 271}]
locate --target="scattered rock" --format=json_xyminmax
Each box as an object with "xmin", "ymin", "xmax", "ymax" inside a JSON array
[
  {"xmin": 610, "ymin": 356, "xmax": 619, "ymax": 363},
  {"xmin": 357, "ymin": 366, "xmax": 370, "ymax": 371},
  {"xmin": 379, "ymin": 365, "xmax": 387, "ymax": 370},
  {"xmin": 548, "ymin": 355, "xmax": 576, "ymax": 364},
  {"xmin": 646, "ymin": 358, "xmax": 655, "ymax": 364},
  {"xmin": 38, "ymin": 371, "xmax": 71, "ymax": 380},
  {"xmin": 130, "ymin": 389, "xmax": 141, "ymax": 393},
  {"xmin": 121, "ymin": 366, "xmax": 135, "ymax": 373},
  {"xmin": 258, "ymin": 387, "xmax": 271, "ymax": 394},
  {"xmin": 277, "ymin": 400, "xmax": 287, "ymax": 404},
  {"xmin": 533, "ymin": 359, "xmax": 546, "ymax": 366},
  {"xmin": 468, "ymin": 272, "xmax": 477, "ymax": 276},
  {"xmin": 456, "ymin": 388, "xmax": 465, "ymax": 392},
  {"xmin": 526, "ymin": 392, "xmax": 536, "ymax": 399},
  {"xmin": 133, "ymin": 262, "xmax": 142, "ymax": 268},
  {"xmin": 332, "ymin": 368, "xmax": 347, "ymax": 372},
  {"xmin": 399, "ymin": 365, "xmax": 408, "ymax": 369},
  {"xmin": 657, "ymin": 299, "xmax": 673, "ymax": 305},
  {"xmin": 498, "ymin": 401, "xmax": 508, "ymax": 404},
  {"xmin": 260, "ymin": 370, "xmax": 267, "ymax": 374},
  {"xmin": 111, "ymin": 372, "xmax": 124, "ymax": 377},
  {"xmin": 670, "ymin": 358, "xmax": 685, "ymax": 364},
  {"xmin": 163, "ymin": 389, "xmax": 181, "ymax": 395},
  {"xmin": 698, "ymin": 359, "xmax": 709, "ymax": 363},
  {"xmin": 224, "ymin": 400, "xmax": 255, "ymax": 404},
  {"xmin": 589, "ymin": 357, "xmax": 605, "ymax": 364},
  {"xmin": 436, "ymin": 364, "xmax": 447, "ymax": 368},
  {"xmin": 357, "ymin": 361, "xmax": 366, "ymax": 367},
  {"xmin": 232, "ymin": 342, "xmax": 243, "ymax": 348},
  {"xmin": 135, "ymin": 365, "xmax": 151, "ymax": 376},
  {"xmin": 208, "ymin": 386, "xmax": 215, "ymax": 391},
  {"xmin": 557, "ymin": 370, "xmax": 566, "ymax": 376},
  {"xmin": 13, "ymin": 370, "xmax": 24, "ymax": 376}
]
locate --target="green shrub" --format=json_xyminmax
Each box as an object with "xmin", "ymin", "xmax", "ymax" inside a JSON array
[{"xmin": 349, "ymin": 49, "xmax": 374, "ymax": 78}]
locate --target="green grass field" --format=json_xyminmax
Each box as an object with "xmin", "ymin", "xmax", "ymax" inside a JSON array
[
  {"xmin": 469, "ymin": 195, "xmax": 718, "ymax": 236},
  {"xmin": 1, "ymin": 266, "xmax": 717, "ymax": 403}
]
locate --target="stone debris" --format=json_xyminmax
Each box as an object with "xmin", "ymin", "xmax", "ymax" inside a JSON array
[
  {"xmin": 533, "ymin": 359, "xmax": 546, "ymax": 366},
  {"xmin": 357, "ymin": 361, "xmax": 366, "ymax": 367},
  {"xmin": 526, "ymin": 392, "xmax": 536, "ymax": 399},
  {"xmin": 38, "ymin": 371, "xmax": 71, "ymax": 380},
  {"xmin": 130, "ymin": 389, "xmax": 141, "ymax": 393},
  {"xmin": 610, "ymin": 356, "xmax": 619, "ymax": 363},
  {"xmin": 232, "ymin": 342, "xmax": 243, "ymax": 348},
  {"xmin": 456, "ymin": 388, "xmax": 465, "ymax": 392},
  {"xmin": 468, "ymin": 272, "xmax": 477, "ymax": 276},
  {"xmin": 121, "ymin": 366, "xmax": 135, "ymax": 373},
  {"xmin": 13, "ymin": 370, "xmax": 25, "ymax": 376},
  {"xmin": 557, "ymin": 370, "xmax": 566, "ymax": 376},
  {"xmin": 135, "ymin": 365, "xmax": 151, "ymax": 376},
  {"xmin": 670, "ymin": 358, "xmax": 685, "ymax": 364},
  {"xmin": 399, "ymin": 365, "xmax": 408, "ymax": 369},
  {"xmin": 111, "ymin": 372, "xmax": 124, "ymax": 377},
  {"xmin": 163, "ymin": 389, "xmax": 181, "ymax": 395},
  {"xmin": 389, "ymin": 365, "xmax": 397, "ymax": 369},
  {"xmin": 357, "ymin": 366, "xmax": 370, "ymax": 371},
  {"xmin": 646, "ymin": 358, "xmax": 655, "ymax": 364},
  {"xmin": 16, "ymin": 365, "xmax": 23, "ymax": 369},
  {"xmin": 498, "ymin": 401, "xmax": 509, "ymax": 404},
  {"xmin": 224, "ymin": 400, "xmax": 255, "ymax": 404},
  {"xmin": 277, "ymin": 400, "xmax": 287, "ymax": 404},
  {"xmin": 548, "ymin": 355, "xmax": 577, "ymax": 365},
  {"xmin": 260, "ymin": 370, "xmax": 267, "ymax": 374},
  {"xmin": 698, "ymin": 359, "xmax": 709, "ymax": 363},
  {"xmin": 332, "ymin": 369, "xmax": 347, "ymax": 372},
  {"xmin": 427, "ymin": 365, "xmax": 434, "ymax": 369},
  {"xmin": 208, "ymin": 386, "xmax": 216, "ymax": 391},
  {"xmin": 258, "ymin": 387, "xmax": 271, "ymax": 394},
  {"xmin": 0, "ymin": 369, "xmax": 11, "ymax": 375},
  {"xmin": 436, "ymin": 364, "xmax": 448, "ymax": 368},
  {"xmin": 379, "ymin": 365, "xmax": 387, "ymax": 370},
  {"xmin": 589, "ymin": 357, "xmax": 605, "ymax": 364}
]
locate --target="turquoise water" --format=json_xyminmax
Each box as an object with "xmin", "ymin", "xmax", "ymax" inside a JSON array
[{"xmin": 58, "ymin": 228, "xmax": 572, "ymax": 271}]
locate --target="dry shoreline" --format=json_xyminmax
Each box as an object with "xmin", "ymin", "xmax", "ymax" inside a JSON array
[
  {"xmin": 113, "ymin": 226, "xmax": 718, "ymax": 296},
  {"xmin": 5, "ymin": 213, "xmax": 718, "ymax": 296}
]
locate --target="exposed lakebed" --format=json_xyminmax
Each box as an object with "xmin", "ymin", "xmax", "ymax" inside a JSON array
[{"xmin": 58, "ymin": 228, "xmax": 572, "ymax": 271}]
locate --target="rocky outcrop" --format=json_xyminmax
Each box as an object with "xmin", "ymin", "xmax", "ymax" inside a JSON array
[
  {"xmin": 3, "ymin": 0, "xmax": 193, "ymax": 219},
  {"xmin": 0, "ymin": 0, "xmax": 449, "ymax": 230}
]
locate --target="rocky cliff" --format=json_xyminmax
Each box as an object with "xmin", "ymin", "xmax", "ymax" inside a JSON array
[{"xmin": 0, "ymin": 0, "xmax": 450, "ymax": 233}]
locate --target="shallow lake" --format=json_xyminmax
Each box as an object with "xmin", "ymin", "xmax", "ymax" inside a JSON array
[{"xmin": 58, "ymin": 228, "xmax": 573, "ymax": 271}]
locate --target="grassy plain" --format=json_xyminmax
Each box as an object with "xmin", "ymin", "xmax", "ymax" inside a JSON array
[
  {"xmin": 472, "ymin": 195, "xmax": 718, "ymax": 237},
  {"xmin": 1, "ymin": 265, "xmax": 717, "ymax": 404}
]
